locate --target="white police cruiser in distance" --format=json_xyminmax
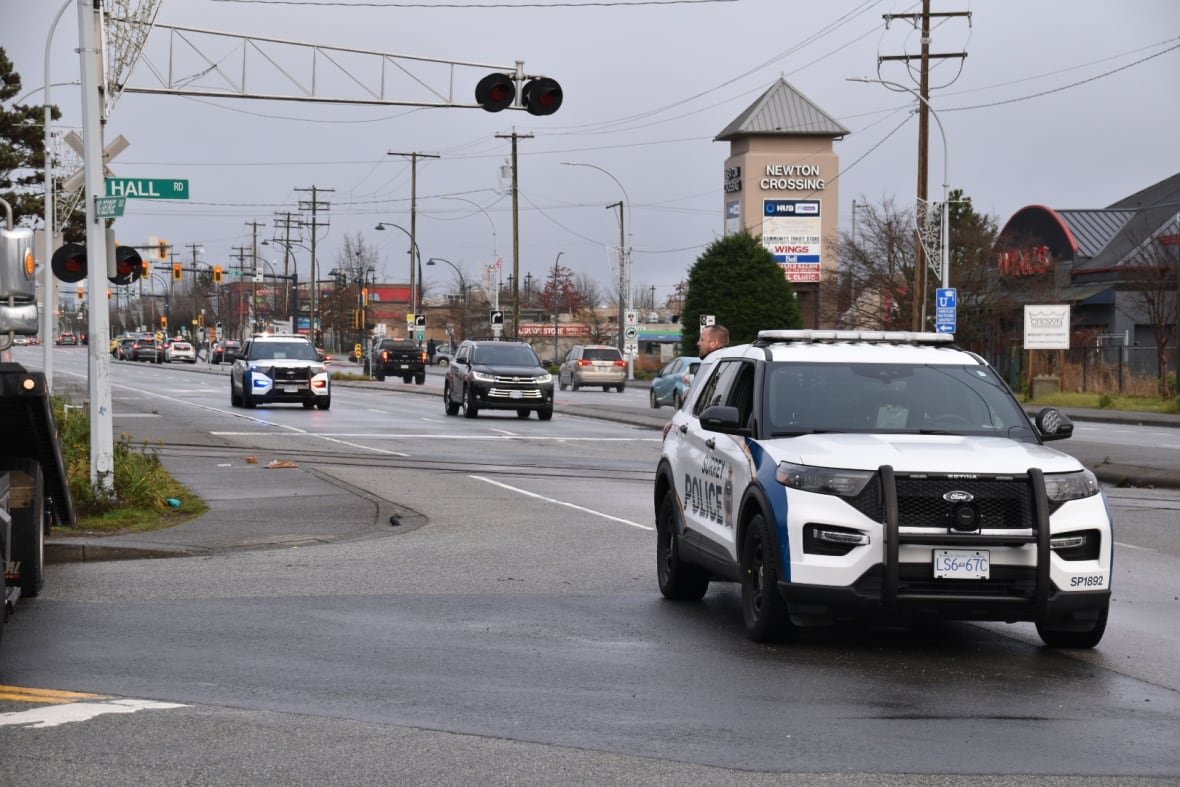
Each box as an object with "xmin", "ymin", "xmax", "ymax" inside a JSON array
[
  {"xmin": 653, "ymin": 330, "xmax": 1112, "ymax": 648},
  {"xmin": 230, "ymin": 334, "xmax": 331, "ymax": 410}
]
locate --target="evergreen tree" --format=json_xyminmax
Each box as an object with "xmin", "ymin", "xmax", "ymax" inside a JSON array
[
  {"xmin": 681, "ymin": 230, "xmax": 801, "ymax": 351},
  {"xmin": 0, "ymin": 48, "xmax": 62, "ymax": 228}
]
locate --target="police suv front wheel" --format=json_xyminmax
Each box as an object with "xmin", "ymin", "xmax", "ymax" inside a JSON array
[
  {"xmin": 741, "ymin": 513, "xmax": 795, "ymax": 642},
  {"xmin": 656, "ymin": 490, "xmax": 709, "ymax": 601},
  {"xmin": 1035, "ymin": 601, "xmax": 1109, "ymax": 649}
]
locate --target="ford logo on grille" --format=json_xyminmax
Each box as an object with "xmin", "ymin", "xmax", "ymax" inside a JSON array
[{"xmin": 943, "ymin": 490, "xmax": 974, "ymax": 503}]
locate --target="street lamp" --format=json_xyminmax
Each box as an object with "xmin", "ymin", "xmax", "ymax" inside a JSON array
[
  {"xmin": 375, "ymin": 221, "xmax": 424, "ymax": 336},
  {"xmin": 39, "ymin": 0, "xmax": 74, "ymax": 390},
  {"xmin": 562, "ymin": 161, "xmax": 633, "ymax": 378},
  {"xmin": 426, "ymin": 258, "xmax": 467, "ymax": 304},
  {"xmin": 848, "ymin": 76, "xmax": 951, "ymax": 324},
  {"xmin": 550, "ymin": 251, "xmax": 564, "ymax": 365}
]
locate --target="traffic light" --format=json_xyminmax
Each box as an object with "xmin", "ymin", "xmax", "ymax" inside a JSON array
[
  {"xmin": 361, "ymin": 287, "xmax": 369, "ymax": 304},
  {"xmin": 158, "ymin": 239, "xmax": 169, "ymax": 260},
  {"xmin": 172, "ymin": 262, "xmax": 183, "ymax": 281},
  {"xmin": 475, "ymin": 73, "xmax": 516, "ymax": 112},
  {"xmin": 141, "ymin": 259, "xmax": 151, "ymax": 277},
  {"xmin": 197, "ymin": 313, "xmax": 204, "ymax": 328},
  {"xmin": 160, "ymin": 315, "xmax": 168, "ymax": 328},
  {"xmin": 77, "ymin": 286, "xmax": 85, "ymax": 300},
  {"xmin": 521, "ymin": 77, "xmax": 563, "ymax": 116},
  {"xmin": 52, "ymin": 242, "xmax": 144, "ymax": 285},
  {"xmin": 476, "ymin": 73, "xmax": 562, "ymax": 116},
  {"xmin": 353, "ymin": 309, "xmax": 362, "ymax": 329},
  {"xmin": 213, "ymin": 265, "xmax": 223, "ymax": 284},
  {"xmin": 111, "ymin": 245, "xmax": 144, "ymax": 285},
  {"xmin": 51, "ymin": 243, "xmax": 88, "ymax": 283},
  {"xmin": 1, "ymin": 226, "xmax": 37, "ymax": 300}
]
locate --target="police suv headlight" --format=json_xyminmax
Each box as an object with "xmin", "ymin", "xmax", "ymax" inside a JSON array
[
  {"xmin": 534, "ymin": 372, "xmax": 552, "ymax": 384},
  {"xmin": 775, "ymin": 462, "xmax": 874, "ymax": 497},
  {"xmin": 1043, "ymin": 469, "xmax": 1100, "ymax": 502},
  {"xmin": 471, "ymin": 370, "xmax": 495, "ymax": 383}
]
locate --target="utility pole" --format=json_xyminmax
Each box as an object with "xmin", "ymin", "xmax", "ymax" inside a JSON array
[
  {"xmin": 245, "ymin": 219, "xmax": 265, "ymax": 333},
  {"xmin": 387, "ymin": 151, "xmax": 439, "ymax": 331},
  {"xmin": 296, "ymin": 186, "xmax": 333, "ymax": 343},
  {"xmin": 273, "ymin": 210, "xmax": 301, "ymax": 328},
  {"xmin": 607, "ymin": 200, "xmax": 625, "ymax": 354},
  {"xmin": 880, "ymin": 0, "xmax": 968, "ymax": 331},
  {"xmin": 495, "ymin": 131, "xmax": 533, "ymax": 337}
]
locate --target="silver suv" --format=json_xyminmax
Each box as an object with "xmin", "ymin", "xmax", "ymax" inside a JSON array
[
  {"xmin": 558, "ymin": 344, "xmax": 626, "ymax": 392},
  {"xmin": 654, "ymin": 330, "xmax": 1112, "ymax": 648}
]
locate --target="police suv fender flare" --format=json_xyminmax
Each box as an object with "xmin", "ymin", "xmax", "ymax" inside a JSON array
[
  {"xmin": 653, "ymin": 459, "xmax": 682, "ymax": 534},
  {"xmin": 735, "ymin": 482, "xmax": 781, "ymax": 575}
]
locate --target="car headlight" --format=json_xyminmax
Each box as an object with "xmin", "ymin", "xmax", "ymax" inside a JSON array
[
  {"xmin": 534, "ymin": 372, "xmax": 552, "ymax": 384},
  {"xmin": 775, "ymin": 461, "xmax": 874, "ymax": 497},
  {"xmin": 471, "ymin": 370, "xmax": 495, "ymax": 383},
  {"xmin": 1043, "ymin": 469, "xmax": 1100, "ymax": 502}
]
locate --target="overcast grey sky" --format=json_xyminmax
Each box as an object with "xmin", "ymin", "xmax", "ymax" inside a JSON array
[{"xmin": 7, "ymin": 0, "xmax": 1180, "ymax": 306}]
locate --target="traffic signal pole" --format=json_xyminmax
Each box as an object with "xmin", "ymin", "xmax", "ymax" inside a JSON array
[{"xmin": 77, "ymin": 0, "xmax": 115, "ymax": 492}]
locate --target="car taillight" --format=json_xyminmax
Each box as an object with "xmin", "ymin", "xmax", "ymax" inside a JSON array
[
  {"xmin": 613, "ymin": 360, "xmax": 625, "ymax": 367},
  {"xmin": 578, "ymin": 359, "xmax": 592, "ymax": 366}
]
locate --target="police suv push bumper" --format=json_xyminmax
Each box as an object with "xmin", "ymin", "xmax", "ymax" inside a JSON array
[{"xmin": 777, "ymin": 464, "xmax": 1112, "ymax": 626}]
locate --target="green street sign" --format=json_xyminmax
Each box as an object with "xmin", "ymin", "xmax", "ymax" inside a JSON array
[
  {"xmin": 105, "ymin": 178, "xmax": 189, "ymax": 200},
  {"xmin": 95, "ymin": 195, "xmax": 126, "ymax": 218}
]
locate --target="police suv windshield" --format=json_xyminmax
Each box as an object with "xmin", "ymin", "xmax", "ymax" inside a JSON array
[{"xmin": 765, "ymin": 362, "xmax": 1033, "ymax": 438}]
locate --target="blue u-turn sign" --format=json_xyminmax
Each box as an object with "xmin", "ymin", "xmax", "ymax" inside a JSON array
[{"xmin": 936, "ymin": 287, "xmax": 957, "ymax": 333}]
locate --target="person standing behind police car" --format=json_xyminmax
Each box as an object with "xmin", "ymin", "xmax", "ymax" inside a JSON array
[{"xmin": 698, "ymin": 324, "xmax": 729, "ymax": 358}]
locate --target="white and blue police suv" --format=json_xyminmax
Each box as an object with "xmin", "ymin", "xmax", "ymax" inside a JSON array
[{"xmin": 653, "ymin": 330, "xmax": 1112, "ymax": 648}]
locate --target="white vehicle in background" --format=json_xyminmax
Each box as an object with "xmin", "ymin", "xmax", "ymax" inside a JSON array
[
  {"xmin": 164, "ymin": 339, "xmax": 197, "ymax": 363},
  {"xmin": 654, "ymin": 330, "xmax": 1112, "ymax": 649}
]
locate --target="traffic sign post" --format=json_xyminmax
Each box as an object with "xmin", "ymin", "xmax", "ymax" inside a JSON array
[{"xmin": 935, "ymin": 287, "xmax": 957, "ymax": 334}]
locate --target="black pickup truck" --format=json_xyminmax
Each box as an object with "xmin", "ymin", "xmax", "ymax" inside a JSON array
[{"xmin": 364, "ymin": 338, "xmax": 427, "ymax": 384}]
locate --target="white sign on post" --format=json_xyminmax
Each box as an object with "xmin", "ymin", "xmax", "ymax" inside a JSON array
[{"xmin": 1023, "ymin": 305, "xmax": 1071, "ymax": 350}]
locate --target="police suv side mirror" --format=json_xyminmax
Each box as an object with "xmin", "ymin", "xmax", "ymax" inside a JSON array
[
  {"xmin": 1035, "ymin": 407, "xmax": 1074, "ymax": 442},
  {"xmin": 699, "ymin": 405, "xmax": 748, "ymax": 435}
]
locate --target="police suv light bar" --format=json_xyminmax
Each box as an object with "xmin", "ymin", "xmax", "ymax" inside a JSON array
[{"xmin": 756, "ymin": 330, "xmax": 955, "ymax": 345}]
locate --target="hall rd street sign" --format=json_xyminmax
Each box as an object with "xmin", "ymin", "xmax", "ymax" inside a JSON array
[{"xmin": 105, "ymin": 178, "xmax": 189, "ymax": 199}]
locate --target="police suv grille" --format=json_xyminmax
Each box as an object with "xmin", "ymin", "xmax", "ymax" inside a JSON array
[
  {"xmin": 273, "ymin": 366, "xmax": 311, "ymax": 383},
  {"xmin": 493, "ymin": 374, "xmax": 537, "ymax": 384},
  {"xmin": 845, "ymin": 474, "xmax": 1058, "ymax": 528}
]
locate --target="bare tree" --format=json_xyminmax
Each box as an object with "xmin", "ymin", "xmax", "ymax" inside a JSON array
[
  {"xmin": 832, "ymin": 196, "xmax": 917, "ymax": 330},
  {"xmin": 573, "ymin": 273, "xmax": 613, "ymax": 344},
  {"xmin": 1115, "ymin": 218, "xmax": 1180, "ymax": 397}
]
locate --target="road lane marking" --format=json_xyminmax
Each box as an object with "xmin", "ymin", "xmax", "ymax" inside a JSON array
[
  {"xmin": 210, "ymin": 432, "xmax": 659, "ymax": 442},
  {"xmin": 471, "ymin": 475, "xmax": 653, "ymax": 531},
  {"xmin": 0, "ymin": 685, "xmax": 104, "ymax": 704},
  {"xmin": 0, "ymin": 699, "xmax": 189, "ymax": 729}
]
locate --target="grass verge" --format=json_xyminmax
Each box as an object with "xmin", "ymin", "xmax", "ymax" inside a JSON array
[
  {"xmin": 53, "ymin": 397, "xmax": 208, "ymax": 535},
  {"xmin": 1024, "ymin": 391, "xmax": 1180, "ymax": 414}
]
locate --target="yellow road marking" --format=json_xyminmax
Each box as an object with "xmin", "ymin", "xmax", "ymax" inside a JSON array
[{"xmin": 0, "ymin": 685, "xmax": 105, "ymax": 704}]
